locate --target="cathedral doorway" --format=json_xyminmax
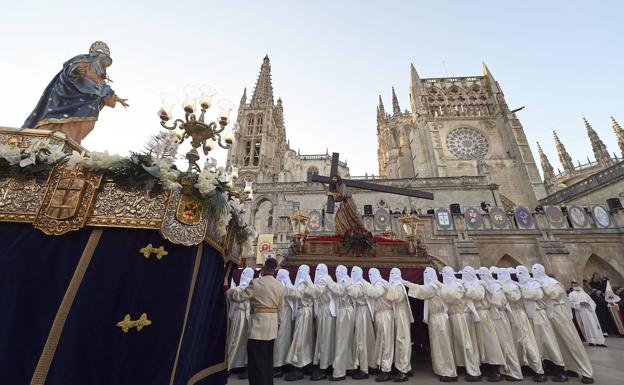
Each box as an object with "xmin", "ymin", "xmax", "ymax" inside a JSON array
[{"xmin": 583, "ymin": 254, "xmax": 624, "ymax": 286}]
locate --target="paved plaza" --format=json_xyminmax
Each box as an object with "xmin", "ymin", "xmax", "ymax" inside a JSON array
[{"xmin": 229, "ymin": 337, "xmax": 624, "ymax": 385}]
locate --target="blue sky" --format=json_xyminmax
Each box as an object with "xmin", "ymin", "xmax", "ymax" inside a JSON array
[{"xmin": 1, "ymin": 0, "xmax": 623, "ymax": 176}]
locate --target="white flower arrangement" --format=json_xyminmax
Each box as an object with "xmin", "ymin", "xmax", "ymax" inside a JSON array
[
  {"xmin": 0, "ymin": 139, "xmax": 68, "ymax": 169},
  {"xmin": 151, "ymin": 158, "xmax": 182, "ymax": 191},
  {"xmin": 195, "ymin": 169, "xmax": 219, "ymax": 195},
  {"xmin": 67, "ymin": 150, "xmax": 123, "ymax": 170}
]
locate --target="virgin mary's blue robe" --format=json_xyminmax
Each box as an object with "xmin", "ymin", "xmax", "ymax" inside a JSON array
[{"xmin": 23, "ymin": 54, "xmax": 114, "ymax": 129}]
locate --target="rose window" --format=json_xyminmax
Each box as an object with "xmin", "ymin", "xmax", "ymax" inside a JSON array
[{"xmin": 446, "ymin": 127, "xmax": 489, "ymax": 160}]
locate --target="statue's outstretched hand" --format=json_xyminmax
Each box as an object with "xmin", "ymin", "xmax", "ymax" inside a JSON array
[{"xmin": 116, "ymin": 96, "xmax": 130, "ymax": 108}]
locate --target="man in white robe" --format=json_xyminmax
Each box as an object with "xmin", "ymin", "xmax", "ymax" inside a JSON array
[
  {"xmin": 326, "ymin": 265, "xmax": 355, "ymax": 381},
  {"xmin": 441, "ymin": 266, "xmax": 481, "ymax": 381},
  {"xmin": 477, "ymin": 267, "xmax": 523, "ymax": 381},
  {"xmin": 347, "ymin": 266, "xmax": 375, "ymax": 380},
  {"xmin": 462, "ymin": 266, "xmax": 505, "ymax": 382},
  {"xmin": 363, "ymin": 267, "xmax": 397, "ymax": 382},
  {"xmin": 568, "ymin": 281, "xmax": 606, "ymax": 346},
  {"xmin": 285, "ymin": 265, "xmax": 315, "ymax": 381},
  {"xmin": 274, "ymin": 269, "xmax": 298, "ymax": 377},
  {"xmin": 403, "ymin": 267, "xmax": 457, "ymax": 382},
  {"xmin": 311, "ymin": 264, "xmax": 336, "ymax": 380},
  {"xmin": 497, "ymin": 267, "xmax": 546, "ymax": 382},
  {"xmin": 388, "ymin": 268, "xmax": 413, "ymax": 382},
  {"xmin": 226, "ymin": 267, "xmax": 254, "ymax": 378},
  {"xmin": 515, "ymin": 265, "xmax": 567, "ymax": 382},
  {"xmin": 532, "ymin": 264, "xmax": 594, "ymax": 384}
]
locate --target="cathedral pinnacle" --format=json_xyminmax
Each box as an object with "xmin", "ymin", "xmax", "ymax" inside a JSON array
[
  {"xmin": 611, "ymin": 116, "xmax": 624, "ymax": 157},
  {"xmin": 536, "ymin": 141, "xmax": 555, "ymax": 182},
  {"xmin": 584, "ymin": 117, "xmax": 612, "ymax": 166},
  {"xmin": 378, "ymin": 95, "xmax": 386, "ymax": 122},
  {"xmin": 553, "ymin": 130, "xmax": 575, "ymax": 173},
  {"xmin": 250, "ymin": 55, "xmax": 274, "ymax": 108},
  {"xmin": 391, "ymin": 87, "xmax": 401, "ymax": 116}
]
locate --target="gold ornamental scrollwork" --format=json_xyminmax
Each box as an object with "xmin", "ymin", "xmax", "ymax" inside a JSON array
[
  {"xmin": 160, "ymin": 189, "xmax": 209, "ymax": 246},
  {"xmin": 33, "ymin": 165, "xmax": 102, "ymax": 235}
]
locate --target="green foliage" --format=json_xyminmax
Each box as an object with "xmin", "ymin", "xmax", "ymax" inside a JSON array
[{"xmin": 342, "ymin": 228, "xmax": 374, "ymax": 254}]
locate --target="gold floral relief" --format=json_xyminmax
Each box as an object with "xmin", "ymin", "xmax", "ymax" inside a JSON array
[{"xmin": 116, "ymin": 313, "xmax": 152, "ymax": 333}]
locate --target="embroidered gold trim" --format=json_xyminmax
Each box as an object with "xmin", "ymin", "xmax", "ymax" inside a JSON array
[
  {"xmin": 186, "ymin": 361, "xmax": 227, "ymax": 385},
  {"xmin": 32, "ymin": 116, "xmax": 98, "ymax": 129},
  {"xmin": 169, "ymin": 244, "xmax": 203, "ymax": 385},
  {"xmin": 30, "ymin": 228, "xmax": 103, "ymax": 385}
]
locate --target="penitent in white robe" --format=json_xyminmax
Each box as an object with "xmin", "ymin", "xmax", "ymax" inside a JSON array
[
  {"xmin": 312, "ymin": 276, "xmax": 337, "ymax": 369},
  {"xmin": 363, "ymin": 279, "xmax": 397, "ymax": 373},
  {"xmin": 327, "ymin": 272, "xmax": 355, "ymax": 378},
  {"xmin": 541, "ymin": 281, "xmax": 593, "ymax": 378},
  {"xmin": 286, "ymin": 279, "xmax": 316, "ymax": 368},
  {"xmin": 568, "ymin": 289, "xmax": 605, "ymax": 345},
  {"xmin": 404, "ymin": 278, "xmax": 456, "ymax": 378},
  {"xmin": 274, "ymin": 281, "xmax": 299, "ymax": 367},
  {"xmin": 226, "ymin": 286, "xmax": 250, "ymax": 370},
  {"xmin": 442, "ymin": 268, "xmax": 481, "ymax": 377},
  {"xmin": 348, "ymin": 280, "xmax": 376, "ymax": 373},
  {"xmin": 389, "ymin": 268, "xmax": 413, "ymax": 375},
  {"xmin": 463, "ymin": 269, "xmax": 506, "ymax": 367},
  {"xmin": 479, "ymin": 269, "xmax": 523, "ymax": 380}
]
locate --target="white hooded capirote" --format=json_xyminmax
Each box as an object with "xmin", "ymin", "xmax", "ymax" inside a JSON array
[
  {"xmin": 286, "ymin": 265, "xmax": 316, "ymax": 368},
  {"xmin": 363, "ymin": 267, "xmax": 397, "ymax": 373},
  {"xmin": 440, "ymin": 266, "xmax": 481, "ymax": 377},
  {"xmin": 274, "ymin": 269, "xmax": 299, "ymax": 368},
  {"xmin": 327, "ymin": 265, "xmax": 355, "ymax": 378},
  {"xmin": 462, "ymin": 266, "xmax": 505, "ymax": 367},
  {"xmin": 347, "ymin": 266, "xmax": 376, "ymax": 373},
  {"xmin": 403, "ymin": 267, "xmax": 456, "ymax": 378},
  {"xmin": 515, "ymin": 265, "xmax": 565, "ymax": 368},
  {"xmin": 532, "ymin": 264, "xmax": 593, "ymax": 379},
  {"xmin": 496, "ymin": 267, "xmax": 544, "ymax": 375},
  {"xmin": 477, "ymin": 267, "xmax": 523, "ymax": 380},
  {"xmin": 389, "ymin": 268, "xmax": 413, "ymax": 374},
  {"xmin": 312, "ymin": 264, "xmax": 336, "ymax": 370},
  {"xmin": 225, "ymin": 267, "xmax": 254, "ymax": 370}
]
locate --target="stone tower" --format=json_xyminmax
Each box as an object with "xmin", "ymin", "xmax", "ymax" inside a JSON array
[
  {"xmin": 612, "ymin": 116, "xmax": 624, "ymax": 157},
  {"xmin": 584, "ymin": 117, "xmax": 614, "ymax": 167},
  {"xmin": 407, "ymin": 63, "xmax": 546, "ymax": 207},
  {"xmin": 376, "ymin": 88, "xmax": 416, "ymax": 179},
  {"xmin": 227, "ymin": 56, "xmax": 288, "ymax": 183}
]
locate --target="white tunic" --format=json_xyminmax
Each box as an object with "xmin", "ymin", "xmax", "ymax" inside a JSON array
[{"xmin": 568, "ymin": 289, "xmax": 605, "ymax": 345}]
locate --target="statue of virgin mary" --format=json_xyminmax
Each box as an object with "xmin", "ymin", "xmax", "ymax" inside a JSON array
[{"xmin": 22, "ymin": 41, "xmax": 128, "ymax": 143}]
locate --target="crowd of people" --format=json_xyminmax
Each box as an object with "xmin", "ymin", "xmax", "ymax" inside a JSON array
[{"xmin": 226, "ymin": 263, "xmax": 605, "ymax": 384}]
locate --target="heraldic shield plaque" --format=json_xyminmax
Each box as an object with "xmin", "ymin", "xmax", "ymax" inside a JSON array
[{"xmin": 34, "ymin": 165, "xmax": 102, "ymax": 235}]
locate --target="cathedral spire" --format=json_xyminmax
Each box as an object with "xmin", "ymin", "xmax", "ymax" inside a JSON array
[
  {"xmin": 611, "ymin": 116, "xmax": 624, "ymax": 157},
  {"xmin": 584, "ymin": 117, "xmax": 612, "ymax": 165},
  {"xmin": 378, "ymin": 95, "xmax": 386, "ymax": 123},
  {"xmin": 237, "ymin": 88, "xmax": 247, "ymax": 122},
  {"xmin": 553, "ymin": 130, "xmax": 575, "ymax": 173},
  {"xmin": 482, "ymin": 62, "xmax": 501, "ymax": 94},
  {"xmin": 391, "ymin": 87, "xmax": 401, "ymax": 116},
  {"xmin": 536, "ymin": 141, "xmax": 555, "ymax": 182},
  {"xmin": 250, "ymin": 55, "xmax": 274, "ymax": 108}
]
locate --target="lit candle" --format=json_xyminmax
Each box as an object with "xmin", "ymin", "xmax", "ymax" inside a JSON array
[
  {"xmin": 244, "ymin": 180, "xmax": 253, "ymax": 193},
  {"xmin": 173, "ymin": 128, "xmax": 185, "ymax": 139},
  {"xmin": 223, "ymin": 131, "xmax": 235, "ymax": 145},
  {"xmin": 182, "ymin": 98, "xmax": 195, "ymax": 113},
  {"xmin": 204, "ymin": 138, "xmax": 215, "ymax": 152},
  {"xmin": 199, "ymin": 95, "xmax": 212, "ymax": 110},
  {"xmin": 230, "ymin": 165, "xmax": 239, "ymax": 179},
  {"xmin": 158, "ymin": 106, "xmax": 171, "ymax": 121}
]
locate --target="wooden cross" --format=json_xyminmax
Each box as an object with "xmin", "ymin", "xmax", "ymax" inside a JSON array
[{"xmin": 309, "ymin": 152, "xmax": 434, "ymax": 213}]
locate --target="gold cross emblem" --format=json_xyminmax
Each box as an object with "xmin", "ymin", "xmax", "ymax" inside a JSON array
[
  {"xmin": 139, "ymin": 244, "xmax": 168, "ymax": 260},
  {"xmin": 116, "ymin": 313, "xmax": 152, "ymax": 333}
]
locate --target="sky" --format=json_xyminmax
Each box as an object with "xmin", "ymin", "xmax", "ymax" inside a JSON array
[{"xmin": 1, "ymin": 0, "xmax": 623, "ymax": 177}]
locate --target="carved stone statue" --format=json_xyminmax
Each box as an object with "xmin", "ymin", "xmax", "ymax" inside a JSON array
[{"xmin": 23, "ymin": 41, "xmax": 128, "ymax": 143}]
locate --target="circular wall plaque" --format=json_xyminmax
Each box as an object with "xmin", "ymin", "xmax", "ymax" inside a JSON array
[
  {"xmin": 568, "ymin": 206, "xmax": 588, "ymax": 227},
  {"xmin": 514, "ymin": 207, "xmax": 533, "ymax": 229},
  {"xmin": 488, "ymin": 207, "xmax": 508, "ymax": 229},
  {"xmin": 435, "ymin": 208, "xmax": 453, "ymax": 230},
  {"xmin": 545, "ymin": 206, "xmax": 565, "ymax": 228},
  {"xmin": 464, "ymin": 207, "xmax": 483, "ymax": 229},
  {"xmin": 446, "ymin": 127, "xmax": 489, "ymax": 160},
  {"xmin": 592, "ymin": 205, "xmax": 611, "ymax": 228}
]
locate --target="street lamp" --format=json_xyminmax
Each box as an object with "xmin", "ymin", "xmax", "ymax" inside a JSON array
[
  {"xmin": 158, "ymin": 85, "xmax": 235, "ymax": 173},
  {"xmin": 289, "ymin": 210, "xmax": 310, "ymax": 254},
  {"xmin": 398, "ymin": 213, "xmax": 420, "ymax": 255}
]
